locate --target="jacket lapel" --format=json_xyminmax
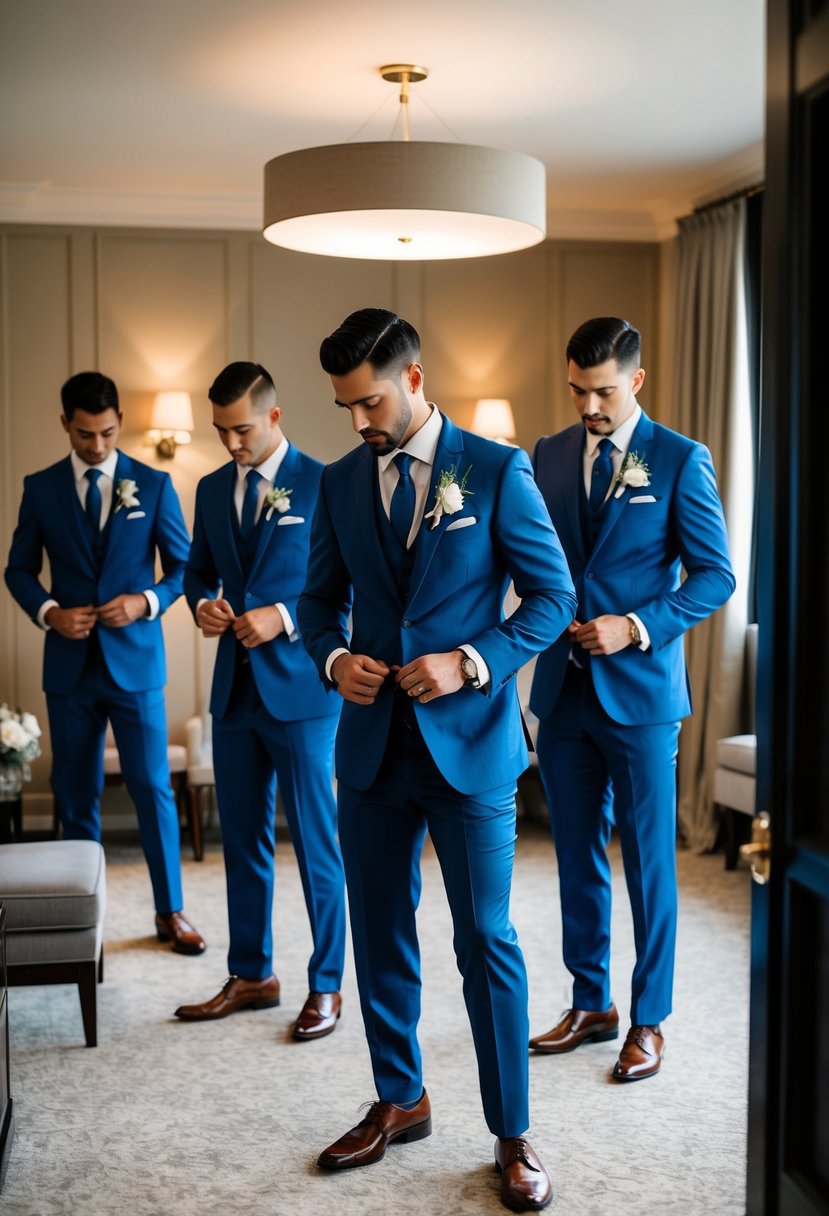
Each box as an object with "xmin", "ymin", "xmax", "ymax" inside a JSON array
[
  {"xmin": 246, "ymin": 442, "xmax": 300, "ymax": 584},
  {"xmin": 219, "ymin": 462, "xmax": 245, "ymax": 581},
  {"xmin": 99, "ymin": 451, "xmax": 131, "ymax": 566},
  {"xmin": 406, "ymin": 415, "xmax": 465, "ymax": 609},
  {"xmin": 564, "ymin": 428, "xmax": 588, "ymax": 566},
  {"xmin": 590, "ymin": 410, "xmax": 656, "ymax": 558}
]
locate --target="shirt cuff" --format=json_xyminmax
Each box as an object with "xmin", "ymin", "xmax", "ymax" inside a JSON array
[
  {"xmin": 628, "ymin": 612, "xmax": 650, "ymax": 651},
  {"xmin": 275, "ymin": 603, "xmax": 298, "ymax": 642},
  {"xmin": 143, "ymin": 590, "xmax": 160, "ymax": 620},
  {"xmin": 459, "ymin": 643, "xmax": 491, "ymax": 689},
  {"xmin": 325, "ymin": 647, "xmax": 350, "ymax": 683},
  {"xmin": 37, "ymin": 599, "xmax": 59, "ymax": 630}
]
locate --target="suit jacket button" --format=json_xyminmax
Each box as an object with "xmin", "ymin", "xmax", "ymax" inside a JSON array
[
  {"xmin": 587, "ymin": 572, "xmax": 596, "ymax": 580},
  {"xmin": 402, "ymin": 619, "xmax": 412, "ymax": 628}
]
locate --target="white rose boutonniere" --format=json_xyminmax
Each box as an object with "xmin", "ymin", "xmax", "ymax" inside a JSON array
[
  {"xmin": 114, "ymin": 478, "xmax": 140, "ymax": 512},
  {"xmin": 614, "ymin": 451, "xmax": 651, "ymax": 498},
  {"xmin": 264, "ymin": 486, "xmax": 292, "ymax": 521},
  {"xmin": 424, "ymin": 465, "xmax": 473, "ymax": 529}
]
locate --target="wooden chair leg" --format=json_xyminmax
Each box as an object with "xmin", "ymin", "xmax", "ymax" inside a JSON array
[
  {"xmin": 187, "ymin": 786, "xmax": 204, "ymax": 862},
  {"xmin": 98, "ymin": 948, "xmax": 104, "ymax": 984},
  {"xmin": 78, "ymin": 960, "xmax": 98, "ymax": 1047},
  {"xmin": 723, "ymin": 806, "xmax": 739, "ymax": 870}
]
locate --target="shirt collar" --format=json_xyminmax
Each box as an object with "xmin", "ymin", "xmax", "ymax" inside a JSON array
[
  {"xmin": 71, "ymin": 449, "xmax": 119, "ymax": 482},
  {"xmin": 237, "ymin": 435, "xmax": 289, "ymax": 487},
  {"xmin": 378, "ymin": 403, "xmax": 443, "ymax": 473},
  {"xmin": 584, "ymin": 403, "xmax": 642, "ymax": 457}
]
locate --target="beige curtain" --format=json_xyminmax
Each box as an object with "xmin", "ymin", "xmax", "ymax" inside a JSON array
[{"xmin": 674, "ymin": 199, "xmax": 754, "ymax": 851}]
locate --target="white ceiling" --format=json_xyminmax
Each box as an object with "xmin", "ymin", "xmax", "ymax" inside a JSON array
[{"xmin": 0, "ymin": 0, "xmax": 765, "ymax": 241}]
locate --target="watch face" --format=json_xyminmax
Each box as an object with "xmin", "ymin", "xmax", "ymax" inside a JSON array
[{"xmin": 462, "ymin": 657, "xmax": 478, "ymax": 681}]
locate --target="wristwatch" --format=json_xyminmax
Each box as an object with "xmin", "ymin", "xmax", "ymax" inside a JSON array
[
  {"xmin": 460, "ymin": 654, "xmax": 481, "ymax": 688},
  {"xmin": 626, "ymin": 616, "xmax": 642, "ymax": 647}
]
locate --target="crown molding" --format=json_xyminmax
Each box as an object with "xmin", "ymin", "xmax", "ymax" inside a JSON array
[{"xmin": 0, "ymin": 183, "xmax": 262, "ymax": 230}]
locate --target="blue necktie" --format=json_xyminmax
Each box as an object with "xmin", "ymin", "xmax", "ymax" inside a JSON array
[
  {"xmin": 85, "ymin": 468, "xmax": 103, "ymax": 534},
  {"xmin": 390, "ymin": 453, "xmax": 416, "ymax": 549},
  {"xmin": 589, "ymin": 438, "xmax": 615, "ymax": 515},
  {"xmin": 241, "ymin": 469, "xmax": 262, "ymax": 543}
]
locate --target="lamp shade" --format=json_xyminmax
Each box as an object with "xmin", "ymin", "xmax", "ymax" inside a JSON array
[
  {"xmin": 263, "ymin": 142, "xmax": 546, "ymax": 260},
  {"xmin": 151, "ymin": 391, "xmax": 194, "ymax": 436},
  {"xmin": 471, "ymin": 398, "xmax": 516, "ymax": 441}
]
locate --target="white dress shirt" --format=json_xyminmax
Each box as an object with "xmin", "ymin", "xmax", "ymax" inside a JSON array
[
  {"xmin": 198, "ymin": 436, "xmax": 297, "ymax": 641},
  {"xmin": 325, "ymin": 405, "xmax": 489, "ymax": 687},
  {"xmin": 38, "ymin": 449, "xmax": 158, "ymax": 628}
]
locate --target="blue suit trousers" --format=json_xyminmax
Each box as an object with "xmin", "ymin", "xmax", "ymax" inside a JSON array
[
  {"xmin": 46, "ymin": 644, "xmax": 183, "ymax": 915},
  {"xmin": 211, "ymin": 664, "xmax": 345, "ymax": 988},
  {"xmin": 536, "ymin": 663, "xmax": 679, "ymax": 1025},
  {"xmin": 338, "ymin": 709, "xmax": 529, "ymax": 1138}
]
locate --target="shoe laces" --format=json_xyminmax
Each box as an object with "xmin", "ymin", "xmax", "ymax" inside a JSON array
[
  {"xmin": 508, "ymin": 1137, "xmax": 538, "ymax": 1171},
  {"xmin": 626, "ymin": 1025, "xmax": 658, "ymax": 1052}
]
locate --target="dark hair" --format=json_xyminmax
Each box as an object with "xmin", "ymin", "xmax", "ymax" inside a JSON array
[
  {"xmin": 208, "ymin": 362, "xmax": 276, "ymax": 410},
  {"xmin": 565, "ymin": 317, "xmax": 641, "ymax": 371},
  {"xmin": 320, "ymin": 308, "xmax": 421, "ymax": 377},
  {"xmin": 60, "ymin": 371, "xmax": 119, "ymax": 420}
]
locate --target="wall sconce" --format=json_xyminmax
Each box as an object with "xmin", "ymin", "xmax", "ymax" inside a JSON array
[
  {"xmin": 471, "ymin": 398, "xmax": 516, "ymax": 445},
  {"xmin": 145, "ymin": 391, "xmax": 194, "ymax": 459}
]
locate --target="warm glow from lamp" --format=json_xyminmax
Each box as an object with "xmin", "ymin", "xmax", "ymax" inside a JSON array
[
  {"xmin": 145, "ymin": 391, "xmax": 194, "ymax": 459},
  {"xmin": 471, "ymin": 399, "xmax": 516, "ymax": 444}
]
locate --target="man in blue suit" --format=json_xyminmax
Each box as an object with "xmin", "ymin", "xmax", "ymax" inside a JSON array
[
  {"xmin": 173, "ymin": 362, "xmax": 346, "ymax": 1040},
  {"xmin": 298, "ymin": 309, "xmax": 576, "ymax": 1212},
  {"xmin": 4, "ymin": 371, "xmax": 205, "ymax": 955},
  {"xmin": 528, "ymin": 317, "xmax": 735, "ymax": 1081}
]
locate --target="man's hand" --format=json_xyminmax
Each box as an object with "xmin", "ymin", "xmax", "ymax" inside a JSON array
[
  {"xmin": 395, "ymin": 650, "xmax": 466, "ymax": 704},
  {"xmin": 44, "ymin": 604, "xmax": 97, "ymax": 640},
  {"xmin": 197, "ymin": 598, "xmax": 235, "ymax": 638},
  {"xmin": 232, "ymin": 606, "xmax": 284, "ymax": 650},
  {"xmin": 96, "ymin": 594, "xmax": 149, "ymax": 628},
  {"xmin": 331, "ymin": 654, "xmax": 390, "ymax": 705},
  {"xmin": 573, "ymin": 614, "xmax": 633, "ymax": 656}
]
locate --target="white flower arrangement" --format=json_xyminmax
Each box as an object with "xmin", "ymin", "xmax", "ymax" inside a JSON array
[
  {"xmin": 264, "ymin": 486, "xmax": 292, "ymax": 521},
  {"xmin": 114, "ymin": 478, "xmax": 140, "ymax": 512},
  {"xmin": 614, "ymin": 451, "xmax": 651, "ymax": 498},
  {"xmin": 0, "ymin": 702, "xmax": 42, "ymax": 769},
  {"xmin": 424, "ymin": 465, "xmax": 473, "ymax": 529}
]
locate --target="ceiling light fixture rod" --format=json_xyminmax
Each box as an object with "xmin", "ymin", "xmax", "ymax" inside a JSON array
[{"xmin": 380, "ymin": 64, "xmax": 428, "ymax": 142}]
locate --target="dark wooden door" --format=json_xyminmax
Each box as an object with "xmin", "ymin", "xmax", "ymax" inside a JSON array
[{"xmin": 748, "ymin": 1, "xmax": 829, "ymax": 1212}]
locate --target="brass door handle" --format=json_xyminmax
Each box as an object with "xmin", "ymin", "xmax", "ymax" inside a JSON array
[{"xmin": 739, "ymin": 812, "xmax": 771, "ymax": 884}]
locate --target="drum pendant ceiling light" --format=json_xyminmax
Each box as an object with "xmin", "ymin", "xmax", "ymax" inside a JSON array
[{"xmin": 262, "ymin": 65, "xmax": 547, "ymax": 261}]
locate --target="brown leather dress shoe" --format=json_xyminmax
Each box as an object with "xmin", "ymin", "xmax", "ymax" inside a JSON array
[
  {"xmin": 174, "ymin": 974, "xmax": 281, "ymax": 1021},
  {"xmin": 155, "ymin": 911, "xmax": 207, "ymax": 955},
  {"xmin": 495, "ymin": 1137, "xmax": 553, "ymax": 1212},
  {"xmin": 317, "ymin": 1090, "xmax": 432, "ymax": 1170},
  {"xmin": 292, "ymin": 991, "xmax": 341, "ymax": 1041},
  {"xmin": 612, "ymin": 1024, "xmax": 664, "ymax": 1081},
  {"xmin": 529, "ymin": 1004, "xmax": 619, "ymax": 1053}
]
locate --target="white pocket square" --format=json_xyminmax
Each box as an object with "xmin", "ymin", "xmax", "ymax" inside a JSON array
[
  {"xmin": 445, "ymin": 516, "xmax": 477, "ymax": 532},
  {"xmin": 126, "ymin": 510, "xmax": 146, "ymax": 519},
  {"xmin": 629, "ymin": 495, "xmax": 656, "ymax": 504},
  {"xmin": 277, "ymin": 515, "xmax": 305, "ymax": 525}
]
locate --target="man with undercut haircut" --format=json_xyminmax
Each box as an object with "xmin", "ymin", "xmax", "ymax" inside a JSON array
[
  {"xmin": 299, "ymin": 308, "xmax": 576, "ymax": 1212},
  {"xmin": 528, "ymin": 316, "xmax": 735, "ymax": 1082},
  {"xmin": 5, "ymin": 370, "xmax": 205, "ymax": 955},
  {"xmin": 174, "ymin": 362, "xmax": 345, "ymax": 1041}
]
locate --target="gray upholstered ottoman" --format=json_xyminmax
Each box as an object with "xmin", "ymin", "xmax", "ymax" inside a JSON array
[{"xmin": 0, "ymin": 841, "xmax": 106, "ymax": 1047}]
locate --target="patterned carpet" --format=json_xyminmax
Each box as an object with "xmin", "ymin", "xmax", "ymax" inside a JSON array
[{"xmin": 2, "ymin": 822, "xmax": 750, "ymax": 1215}]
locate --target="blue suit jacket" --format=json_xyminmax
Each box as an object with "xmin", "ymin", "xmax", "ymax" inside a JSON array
[
  {"xmin": 184, "ymin": 443, "xmax": 338, "ymax": 723},
  {"xmin": 529, "ymin": 409, "xmax": 736, "ymax": 726},
  {"xmin": 4, "ymin": 452, "xmax": 189, "ymax": 695},
  {"xmin": 298, "ymin": 415, "xmax": 577, "ymax": 795}
]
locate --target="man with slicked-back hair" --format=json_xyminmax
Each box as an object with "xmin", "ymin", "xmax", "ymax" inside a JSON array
[
  {"xmin": 528, "ymin": 317, "xmax": 735, "ymax": 1082},
  {"xmin": 299, "ymin": 308, "xmax": 576, "ymax": 1212},
  {"xmin": 174, "ymin": 362, "xmax": 346, "ymax": 1040}
]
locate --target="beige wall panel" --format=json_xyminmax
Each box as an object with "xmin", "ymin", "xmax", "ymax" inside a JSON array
[
  {"xmin": 418, "ymin": 248, "xmax": 548, "ymax": 458},
  {"xmin": 551, "ymin": 243, "xmax": 660, "ymax": 429},
  {"xmin": 249, "ymin": 242, "xmax": 395, "ymax": 465},
  {"xmin": 2, "ymin": 232, "xmax": 74, "ymax": 792}
]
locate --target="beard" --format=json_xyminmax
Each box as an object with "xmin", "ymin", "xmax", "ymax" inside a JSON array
[{"xmin": 360, "ymin": 389, "xmax": 413, "ymax": 457}]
